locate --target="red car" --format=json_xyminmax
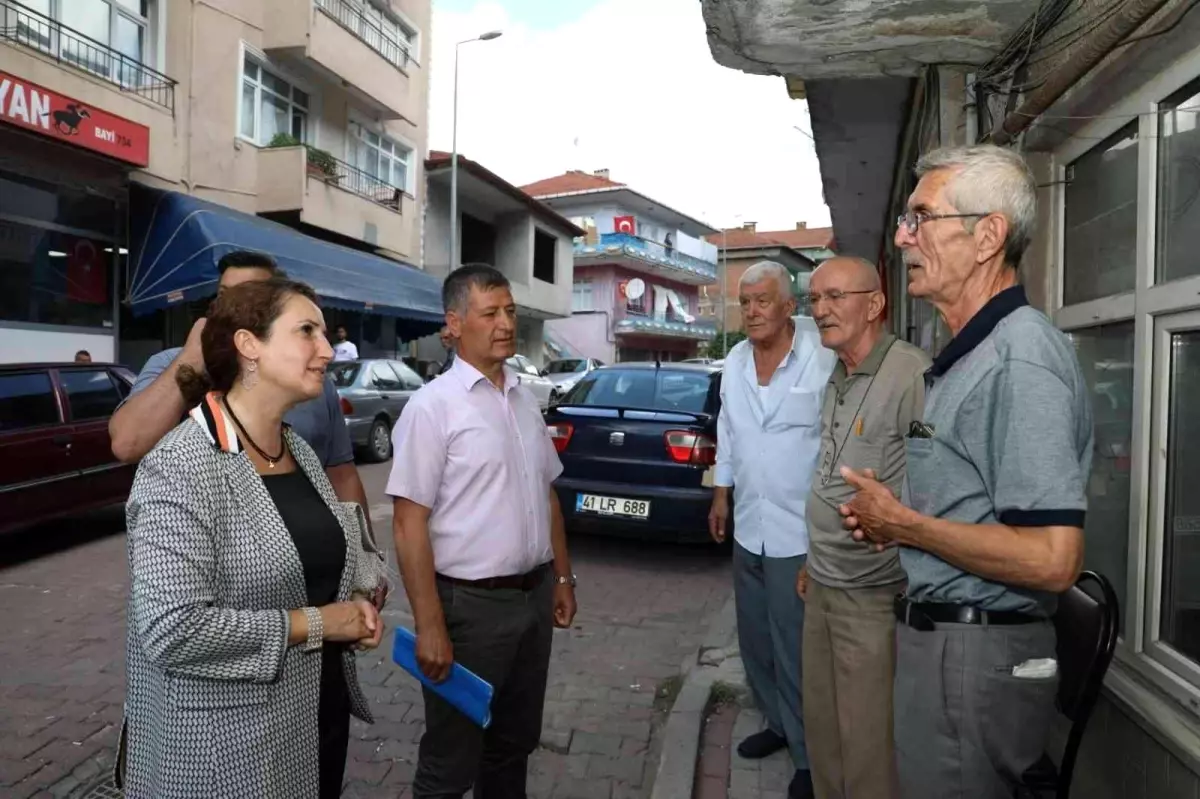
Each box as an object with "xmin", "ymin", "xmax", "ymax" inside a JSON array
[{"xmin": 0, "ymin": 362, "xmax": 137, "ymax": 535}]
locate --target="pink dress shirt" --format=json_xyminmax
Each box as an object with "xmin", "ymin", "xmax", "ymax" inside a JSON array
[{"xmin": 385, "ymin": 356, "xmax": 563, "ymax": 580}]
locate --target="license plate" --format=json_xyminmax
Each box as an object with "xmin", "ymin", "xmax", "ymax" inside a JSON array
[{"xmin": 576, "ymin": 493, "xmax": 651, "ymax": 519}]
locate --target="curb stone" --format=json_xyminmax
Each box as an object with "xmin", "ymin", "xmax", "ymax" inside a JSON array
[{"xmin": 650, "ymin": 595, "xmax": 739, "ymax": 799}]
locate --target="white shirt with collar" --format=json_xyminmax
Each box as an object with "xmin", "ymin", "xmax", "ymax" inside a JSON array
[
  {"xmin": 385, "ymin": 355, "xmax": 563, "ymax": 580},
  {"xmin": 714, "ymin": 324, "xmax": 836, "ymax": 558}
]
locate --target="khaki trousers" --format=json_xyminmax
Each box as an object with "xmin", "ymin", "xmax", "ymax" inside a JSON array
[{"xmin": 802, "ymin": 578, "xmax": 903, "ymax": 799}]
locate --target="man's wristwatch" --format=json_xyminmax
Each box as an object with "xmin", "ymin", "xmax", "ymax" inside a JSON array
[{"xmin": 554, "ymin": 573, "xmax": 577, "ymax": 588}]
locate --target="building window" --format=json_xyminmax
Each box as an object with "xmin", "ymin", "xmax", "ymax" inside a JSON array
[
  {"xmin": 1069, "ymin": 322, "xmax": 1134, "ymax": 614},
  {"xmin": 1063, "ymin": 122, "xmax": 1138, "ymax": 306},
  {"xmin": 572, "ymin": 280, "xmax": 593, "ymax": 312},
  {"xmin": 240, "ymin": 56, "xmax": 309, "ymax": 145},
  {"xmin": 533, "ymin": 230, "xmax": 556, "ymax": 284},
  {"xmin": 1156, "ymin": 78, "xmax": 1200, "ymax": 286},
  {"xmin": 348, "ymin": 122, "xmax": 411, "ymax": 193},
  {"xmin": 10, "ymin": 0, "xmax": 156, "ymax": 83},
  {"xmin": 1160, "ymin": 327, "xmax": 1200, "ymax": 663},
  {"xmin": 0, "ymin": 170, "xmax": 118, "ymax": 331}
]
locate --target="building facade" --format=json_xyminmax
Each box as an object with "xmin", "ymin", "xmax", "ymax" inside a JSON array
[
  {"xmin": 522, "ymin": 169, "xmax": 719, "ymax": 363},
  {"xmin": 421, "ymin": 152, "xmax": 582, "ymax": 369},
  {"xmin": 0, "ymin": 0, "xmax": 437, "ymax": 367},
  {"xmin": 698, "ymin": 222, "xmax": 826, "ymax": 333},
  {"xmin": 703, "ymin": 0, "xmax": 1200, "ymax": 793}
]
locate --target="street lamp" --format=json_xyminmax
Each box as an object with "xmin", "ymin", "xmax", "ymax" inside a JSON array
[{"xmin": 449, "ymin": 30, "xmax": 503, "ymax": 270}]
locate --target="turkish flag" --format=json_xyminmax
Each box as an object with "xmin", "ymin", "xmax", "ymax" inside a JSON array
[
  {"xmin": 66, "ymin": 238, "xmax": 107, "ymax": 304},
  {"xmin": 613, "ymin": 215, "xmax": 636, "ymax": 235}
]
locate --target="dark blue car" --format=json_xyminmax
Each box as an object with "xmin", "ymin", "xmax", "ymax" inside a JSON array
[{"xmin": 545, "ymin": 362, "xmax": 722, "ymax": 543}]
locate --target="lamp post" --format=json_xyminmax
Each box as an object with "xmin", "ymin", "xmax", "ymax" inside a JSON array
[{"xmin": 449, "ymin": 30, "xmax": 502, "ymax": 270}]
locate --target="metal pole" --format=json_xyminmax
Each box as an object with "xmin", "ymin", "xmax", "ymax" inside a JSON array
[
  {"xmin": 720, "ymin": 227, "xmax": 727, "ymax": 354},
  {"xmin": 449, "ymin": 42, "xmax": 461, "ymax": 271}
]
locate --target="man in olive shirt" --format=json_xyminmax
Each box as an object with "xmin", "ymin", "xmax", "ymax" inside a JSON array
[{"xmin": 796, "ymin": 257, "xmax": 930, "ymax": 799}]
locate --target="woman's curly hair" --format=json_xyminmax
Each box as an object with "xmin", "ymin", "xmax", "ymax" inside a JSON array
[{"xmin": 177, "ymin": 277, "xmax": 320, "ymax": 408}]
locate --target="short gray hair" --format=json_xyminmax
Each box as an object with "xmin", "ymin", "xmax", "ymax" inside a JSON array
[
  {"xmin": 915, "ymin": 145, "xmax": 1036, "ymax": 267},
  {"xmin": 739, "ymin": 260, "xmax": 792, "ymax": 298}
]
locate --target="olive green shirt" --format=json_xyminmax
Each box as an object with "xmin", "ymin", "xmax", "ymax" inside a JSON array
[{"xmin": 805, "ymin": 333, "xmax": 932, "ymax": 588}]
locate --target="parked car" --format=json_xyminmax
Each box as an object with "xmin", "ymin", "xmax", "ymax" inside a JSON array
[
  {"xmin": 507, "ymin": 354, "xmax": 556, "ymax": 409},
  {"xmin": 0, "ymin": 362, "xmax": 136, "ymax": 535},
  {"xmin": 541, "ymin": 357, "xmax": 604, "ymax": 398},
  {"xmin": 545, "ymin": 362, "xmax": 722, "ymax": 543},
  {"xmin": 328, "ymin": 358, "xmax": 424, "ymax": 462}
]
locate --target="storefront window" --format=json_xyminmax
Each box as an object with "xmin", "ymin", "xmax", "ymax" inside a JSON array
[
  {"xmin": 1156, "ymin": 78, "xmax": 1200, "ymax": 286},
  {"xmin": 1070, "ymin": 323, "xmax": 1134, "ymax": 615},
  {"xmin": 1063, "ymin": 122, "xmax": 1138, "ymax": 305},
  {"xmin": 1160, "ymin": 328, "xmax": 1200, "ymax": 663},
  {"xmin": 0, "ymin": 170, "xmax": 119, "ymax": 331}
]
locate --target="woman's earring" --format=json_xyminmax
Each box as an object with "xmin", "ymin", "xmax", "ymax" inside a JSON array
[{"xmin": 242, "ymin": 360, "xmax": 259, "ymax": 391}]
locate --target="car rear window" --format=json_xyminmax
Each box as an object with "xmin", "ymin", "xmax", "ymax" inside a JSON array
[
  {"xmin": 547, "ymin": 359, "xmax": 585, "ymax": 374},
  {"xmin": 566, "ymin": 369, "xmax": 713, "ymax": 413},
  {"xmin": 328, "ymin": 362, "xmax": 360, "ymax": 387},
  {"xmin": 0, "ymin": 372, "xmax": 60, "ymax": 431}
]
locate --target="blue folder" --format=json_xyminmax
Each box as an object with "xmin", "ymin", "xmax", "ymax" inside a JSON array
[{"xmin": 391, "ymin": 627, "xmax": 494, "ymax": 729}]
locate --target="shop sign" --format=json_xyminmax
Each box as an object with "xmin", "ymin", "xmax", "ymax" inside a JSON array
[{"xmin": 0, "ymin": 70, "xmax": 150, "ymax": 167}]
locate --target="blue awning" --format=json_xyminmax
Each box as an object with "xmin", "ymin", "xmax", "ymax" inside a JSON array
[{"xmin": 127, "ymin": 184, "xmax": 444, "ymax": 337}]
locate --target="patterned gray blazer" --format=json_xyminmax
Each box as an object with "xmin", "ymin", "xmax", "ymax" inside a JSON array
[{"xmin": 117, "ymin": 403, "xmax": 379, "ymax": 799}]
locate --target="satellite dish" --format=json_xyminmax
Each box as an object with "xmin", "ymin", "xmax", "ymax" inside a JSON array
[{"xmin": 625, "ymin": 278, "xmax": 645, "ymax": 300}]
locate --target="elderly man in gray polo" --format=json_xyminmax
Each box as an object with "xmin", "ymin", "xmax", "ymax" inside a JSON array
[
  {"xmin": 796, "ymin": 255, "xmax": 929, "ymax": 799},
  {"xmin": 839, "ymin": 145, "xmax": 1093, "ymax": 799}
]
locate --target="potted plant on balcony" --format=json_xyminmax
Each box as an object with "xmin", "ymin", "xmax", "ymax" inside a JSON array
[
  {"xmin": 305, "ymin": 147, "xmax": 339, "ymax": 181},
  {"xmin": 267, "ymin": 132, "xmax": 301, "ymax": 149}
]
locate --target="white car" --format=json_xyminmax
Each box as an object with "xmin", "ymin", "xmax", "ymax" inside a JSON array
[
  {"xmin": 541, "ymin": 357, "xmax": 604, "ymax": 399},
  {"xmin": 507, "ymin": 354, "xmax": 556, "ymax": 409}
]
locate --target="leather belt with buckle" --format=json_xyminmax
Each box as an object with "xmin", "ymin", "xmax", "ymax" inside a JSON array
[
  {"xmin": 436, "ymin": 562, "xmax": 549, "ymax": 592},
  {"xmin": 893, "ymin": 594, "xmax": 1042, "ymax": 631}
]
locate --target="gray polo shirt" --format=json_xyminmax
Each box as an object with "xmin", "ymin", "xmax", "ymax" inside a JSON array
[
  {"xmin": 900, "ymin": 286, "xmax": 1093, "ymax": 617},
  {"xmin": 807, "ymin": 333, "xmax": 931, "ymax": 589},
  {"xmin": 127, "ymin": 347, "xmax": 354, "ymax": 468}
]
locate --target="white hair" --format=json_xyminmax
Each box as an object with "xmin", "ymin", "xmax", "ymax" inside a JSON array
[
  {"xmin": 915, "ymin": 145, "xmax": 1037, "ymax": 267},
  {"xmin": 739, "ymin": 260, "xmax": 792, "ymax": 298}
]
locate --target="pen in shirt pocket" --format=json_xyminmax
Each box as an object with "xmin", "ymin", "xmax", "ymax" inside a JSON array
[{"xmin": 855, "ymin": 417, "xmax": 864, "ymax": 436}]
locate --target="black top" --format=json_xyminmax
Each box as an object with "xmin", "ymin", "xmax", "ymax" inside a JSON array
[{"xmin": 262, "ymin": 469, "xmax": 346, "ymax": 606}]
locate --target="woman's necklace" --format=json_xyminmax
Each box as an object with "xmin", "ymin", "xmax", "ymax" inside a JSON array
[{"xmin": 222, "ymin": 397, "xmax": 285, "ymax": 468}]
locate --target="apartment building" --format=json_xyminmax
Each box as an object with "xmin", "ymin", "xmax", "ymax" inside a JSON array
[
  {"xmin": 698, "ymin": 222, "xmax": 826, "ymax": 332},
  {"xmin": 522, "ymin": 169, "xmax": 719, "ymax": 363},
  {"xmin": 420, "ymin": 152, "xmax": 581, "ymax": 369},
  {"xmin": 0, "ymin": 0, "xmax": 439, "ymax": 367}
]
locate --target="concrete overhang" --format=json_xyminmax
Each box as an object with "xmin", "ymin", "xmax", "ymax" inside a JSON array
[{"xmin": 701, "ymin": 0, "xmax": 1038, "ymax": 80}]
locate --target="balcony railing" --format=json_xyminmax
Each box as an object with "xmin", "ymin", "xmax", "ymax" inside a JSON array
[
  {"xmin": 0, "ymin": 0, "xmax": 176, "ymax": 111},
  {"xmin": 305, "ymin": 146, "xmax": 403, "ymax": 212},
  {"xmin": 314, "ymin": 0, "xmax": 412, "ymax": 72},
  {"xmin": 575, "ymin": 232, "xmax": 718, "ymax": 281}
]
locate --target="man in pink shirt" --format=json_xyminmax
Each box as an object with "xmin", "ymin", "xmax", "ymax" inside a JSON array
[{"xmin": 388, "ymin": 263, "xmax": 579, "ymax": 798}]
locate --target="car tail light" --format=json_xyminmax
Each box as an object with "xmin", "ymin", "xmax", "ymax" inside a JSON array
[
  {"xmin": 340, "ymin": 397, "xmax": 354, "ymax": 415},
  {"xmin": 664, "ymin": 430, "xmax": 717, "ymax": 466},
  {"xmin": 547, "ymin": 422, "xmax": 573, "ymax": 454}
]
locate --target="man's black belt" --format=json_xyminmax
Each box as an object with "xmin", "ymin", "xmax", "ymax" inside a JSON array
[
  {"xmin": 894, "ymin": 594, "xmax": 1042, "ymax": 631},
  {"xmin": 436, "ymin": 562, "xmax": 549, "ymax": 592}
]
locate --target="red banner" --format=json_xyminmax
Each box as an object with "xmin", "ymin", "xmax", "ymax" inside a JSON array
[{"xmin": 0, "ymin": 70, "xmax": 150, "ymax": 167}]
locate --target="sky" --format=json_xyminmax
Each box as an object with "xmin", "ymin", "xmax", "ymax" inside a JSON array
[{"xmin": 426, "ymin": 0, "xmax": 832, "ymax": 233}]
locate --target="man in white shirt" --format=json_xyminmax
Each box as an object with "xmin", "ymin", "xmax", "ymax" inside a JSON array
[
  {"xmin": 332, "ymin": 325, "xmax": 359, "ymax": 361},
  {"xmin": 388, "ymin": 264, "xmax": 578, "ymax": 798},
  {"xmin": 709, "ymin": 261, "xmax": 834, "ymax": 799}
]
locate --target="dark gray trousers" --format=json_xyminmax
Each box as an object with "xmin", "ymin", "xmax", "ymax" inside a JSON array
[
  {"xmin": 894, "ymin": 619, "xmax": 1059, "ymax": 799},
  {"xmin": 733, "ymin": 542, "xmax": 808, "ymax": 770},
  {"xmin": 412, "ymin": 573, "xmax": 554, "ymax": 799}
]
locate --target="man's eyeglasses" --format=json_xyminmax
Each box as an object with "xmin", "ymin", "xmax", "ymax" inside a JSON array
[
  {"xmin": 896, "ymin": 210, "xmax": 988, "ymax": 234},
  {"xmin": 807, "ymin": 290, "xmax": 876, "ymax": 305}
]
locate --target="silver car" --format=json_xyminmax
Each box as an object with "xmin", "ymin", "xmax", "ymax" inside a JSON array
[
  {"xmin": 328, "ymin": 359, "xmax": 424, "ymax": 462},
  {"xmin": 506, "ymin": 354, "xmax": 556, "ymax": 409},
  {"xmin": 541, "ymin": 357, "xmax": 604, "ymax": 399}
]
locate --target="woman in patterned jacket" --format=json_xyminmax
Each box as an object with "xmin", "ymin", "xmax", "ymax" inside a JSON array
[{"xmin": 118, "ymin": 277, "xmax": 384, "ymax": 798}]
